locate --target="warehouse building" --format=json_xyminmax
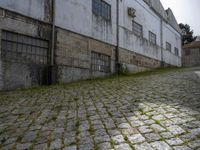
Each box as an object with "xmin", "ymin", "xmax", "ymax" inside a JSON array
[{"xmin": 0, "ymin": 0, "xmax": 182, "ymax": 90}]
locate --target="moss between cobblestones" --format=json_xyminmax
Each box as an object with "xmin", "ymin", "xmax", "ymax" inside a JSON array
[
  {"xmin": 28, "ymin": 144, "xmax": 33, "ymax": 150},
  {"xmin": 155, "ymin": 120, "xmax": 161, "ymax": 125},
  {"xmin": 110, "ymin": 139, "xmax": 115, "ymax": 147},
  {"xmin": 160, "ymin": 136, "xmax": 166, "ymax": 141}
]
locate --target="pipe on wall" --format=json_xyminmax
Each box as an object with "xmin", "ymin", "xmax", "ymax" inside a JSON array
[
  {"xmin": 116, "ymin": 0, "xmax": 120, "ymax": 73},
  {"xmin": 51, "ymin": 0, "xmax": 55, "ymax": 66},
  {"xmin": 160, "ymin": 18, "xmax": 164, "ymax": 67}
]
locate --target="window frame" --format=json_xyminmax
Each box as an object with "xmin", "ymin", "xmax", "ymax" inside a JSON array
[
  {"xmin": 149, "ymin": 31, "xmax": 156, "ymax": 45},
  {"xmin": 174, "ymin": 47, "xmax": 179, "ymax": 56},
  {"xmin": 92, "ymin": 0, "xmax": 111, "ymax": 21},
  {"xmin": 166, "ymin": 42, "xmax": 172, "ymax": 52},
  {"xmin": 1, "ymin": 30, "xmax": 49, "ymax": 65},
  {"xmin": 91, "ymin": 51, "xmax": 111, "ymax": 73},
  {"xmin": 133, "ymin": 21, "xmax": 143, "ymax": 37}
]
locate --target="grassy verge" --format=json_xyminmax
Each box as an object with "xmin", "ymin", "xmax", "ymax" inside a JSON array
[{"xmin": 0, "ymin": 67, "xmax": 185, "ymax": 93}]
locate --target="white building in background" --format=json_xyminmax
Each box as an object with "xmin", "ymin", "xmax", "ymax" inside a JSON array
[{"xmin": 0, "ymin": 0, "xmax": 182, "ymax": 90}]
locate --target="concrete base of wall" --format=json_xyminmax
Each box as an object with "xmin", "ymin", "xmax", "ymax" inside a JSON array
[{"xmin": 2, "ymin": 61, "xmax": 49, "ymax": 90}]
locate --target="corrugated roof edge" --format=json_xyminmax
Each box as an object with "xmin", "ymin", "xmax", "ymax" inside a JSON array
[{"xmin": 143, "ymin": 0, "xmax": 182, "ymax": 34}]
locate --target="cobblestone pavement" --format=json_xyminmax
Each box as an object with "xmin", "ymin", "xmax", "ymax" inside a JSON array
[{"xmin": 0, "ymin": 67, "xmax": 200, "ymax": 150}]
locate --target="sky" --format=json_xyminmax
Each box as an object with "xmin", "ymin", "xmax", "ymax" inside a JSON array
[{"xmin": 160, "ymin": 0, "xmax": 200, "ymax": 36}]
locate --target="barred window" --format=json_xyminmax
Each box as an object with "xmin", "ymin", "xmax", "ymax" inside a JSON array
[
  {"xmin": 91, "ymin": 51, "xmax": 110, "ymax": 73},
  {"xmin": 166, "ymin": 42, "xmax": 171, "ymax": 52},
  {"xmin": 1, "ymin": 31, "xmax": 48, "ymax": 65},
  {"xmin": 133, "ymin": 21, "xmax": 143, "ymax": 37},
  {"xmin": 149, "ymin": 31, "xmax": 156, "ymax": 45},
  {"xmin": 92, "ymin": 0, "xmax": 111, "ymax": 21},
  {"xmin": 174, "ymin": 47, "xmax": 179, "ymax": 56}
]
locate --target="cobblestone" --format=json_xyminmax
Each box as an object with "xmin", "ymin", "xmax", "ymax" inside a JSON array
[{"xmin": 0, "ymin": 67, "xmax": 200, "ymax": 150}]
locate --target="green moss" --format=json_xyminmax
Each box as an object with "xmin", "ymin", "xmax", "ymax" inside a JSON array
[
  {"xmin": 28, "ymin": 145, "xmax": 33, "ymax": 150},
  {"xmin": 155, "ymin": 120, "xmax": 161, "ymax": 125},
  {"xmin": 160, "ymin": 137, "xmax": 165, "ymax": 141},
  {"xmin": 124, "ymin": 135, "xmax": 128, "ymax": 141},
  {"xmin": 16, "ymin": 136, "xmax": 22, "ymax": 143},
  {"xmin": 110, "ymin": 139, "xmax": 115, "ymax": 146},
  {"xmin": 88, "ymin": 126, "xmax": 94, "ymax": 135},
  {"xmin": 139, "ymin": 108, "xmax": 145, "ymax": 115},
  {"xmin": 75, "ymin": 120, "xmax": 80, "ymax": 128},
  {"xmin": 93, "ymin": 145, "xmax": 99, "ymax": 150}
]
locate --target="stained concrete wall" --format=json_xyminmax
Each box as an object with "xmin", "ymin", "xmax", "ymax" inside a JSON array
[
  {"xmin": 119, "ymin": 0, "xmax": 162, "ymax": 62},
  {"xmin": 163, "ymin": 22, "xmax": 182, "ymax": 54},
  {"xmin": 119, "ymin": 0, "xmax": 182, "ymax": 67},
  {"xmin": 163, "ymin": 50, "xmax": 181, "ymax": 67},
  {"xmin": 0, "ymin": 0, "xmax": 46, "ymax": 21},
  {"xmin": 55, "ymin": 0, "xmax": 117, "ymax": 46},
  {"xmin": 2, "ymin": 62, "xmax": 48, "ymax": 90},
  {"xmin": 0, "ymin": 8, "xmax": 51, "ymax": 90}
]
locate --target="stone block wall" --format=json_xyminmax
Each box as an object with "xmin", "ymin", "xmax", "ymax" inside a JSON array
[
  {"xmin": 55, "ymin": 28, "xmax": 116, "ymax": 83},
  {"xmin": 119, "ymin": 48, "xmax": 161, "ymax": 72}
]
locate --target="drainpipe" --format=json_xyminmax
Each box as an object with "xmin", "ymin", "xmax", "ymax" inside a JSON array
[
  {"xmin": 49, "ymin": 0, "xmax": 56, "ymax": 84},
  {"xmin": 51, "ymin": 0, "xmax": 55, "ymax": 66},
  {"xmin": 116, "ymin": 0, "xmax": 120, "ymax": 73},
  {"xmin": 160, "ymin": 18, "xmax": 164, "ymax": 67}
]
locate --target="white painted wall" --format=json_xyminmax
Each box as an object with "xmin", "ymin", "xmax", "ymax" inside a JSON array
[
  {"xmin": 0, "ymin": 0, "xmax": 45, "ymax": 21},
  {"xmin": 163, "ymin": 22, "xmax": 182, "ymax": 56},
  {"xmin": 119, "ymin": 0, "xmax": 162, "ymax": 61},
  {"xmin": 163, "ymin": 50, "xmax": 182, "ymax": 66},
  {"xmin": 162, "ymin": 22, "xmax": 182, "ymax": 66},
  {"xmin": 55, "ymin": 0, "xmax": 117, "ymax": 45},
  {"xmin": 0, "ymin": 0, "xmax": 182, "ymax": 67}
]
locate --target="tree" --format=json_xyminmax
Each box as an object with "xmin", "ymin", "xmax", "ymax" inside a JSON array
[{"xmin": 179, "ymin": 23, "xmax": 197, "ymax": 45}]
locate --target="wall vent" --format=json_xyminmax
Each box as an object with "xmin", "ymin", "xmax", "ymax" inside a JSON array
[{"xmin": 128, "ymin": 7, "xmax": 136, "ymax": 18}]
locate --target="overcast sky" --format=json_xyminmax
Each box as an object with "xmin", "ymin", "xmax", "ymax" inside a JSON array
[{"xmin": 160, "ymin": 0, "xmax": 200, "ymax": 36}]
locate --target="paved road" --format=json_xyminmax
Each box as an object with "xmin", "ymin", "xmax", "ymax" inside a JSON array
[{"xmin": 0, "ymin": 67, "xmax": 200, "ymax": 150}]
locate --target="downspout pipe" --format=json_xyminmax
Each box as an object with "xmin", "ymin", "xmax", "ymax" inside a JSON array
[
  {"xmin": 51, "ymin": 0, "xmax": 55, "ymax": 66},
  {"xmin": 116, "ymin": 0, "xmax": 120, "ymax": 74},
  {"xmin": 49, "ymin": 0, "xmax": 56, "ymax": 84},
  {"xmin": 160, "ymin": 17, "xmax": 164, "ymax": 67}
]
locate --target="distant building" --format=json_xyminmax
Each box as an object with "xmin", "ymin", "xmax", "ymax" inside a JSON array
[
  {"xmin": 183, "ymin": 41, "xmax": 200, "ymax": 67},
  {"xmin": 0, "ymin": 0, "xmax": 182, "ymax": 90},
  {"xmin": 196, "ymin": 36, "xmax": 200, "ymax": 41}
]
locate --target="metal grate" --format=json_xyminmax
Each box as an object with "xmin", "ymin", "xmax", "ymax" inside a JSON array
[
  {"xmin": 92, "ymin": 0, "xmax": 111, "ymax": 21},
  {"xmin": 166, "ymin": 42, "xmax": 172, "ymax": 52},
  {"xmin": 133, "ymin": 21, "xmax": 143, "ymax": 37},
  {"xmin": 149, "ymin": 31, "xmax": 156, "ymax": 45},
  {"xmin": 91, "ymin": 51, "xmax": 111, "ymax": 73},
  {"xmin": 1, "ymin": 31, "xmax": 49, "ymax": 65}
]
